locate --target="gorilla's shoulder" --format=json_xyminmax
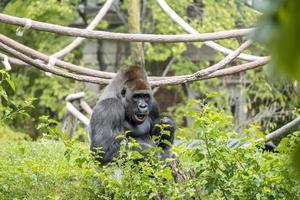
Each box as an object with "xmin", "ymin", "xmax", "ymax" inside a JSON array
[
  {"xmin": 94, "ymin": 98, "xmax": 124, "ymax": 112},
  {"xmin": 91, "ymin": 98, "xmax": 125, "ymax": 123}
]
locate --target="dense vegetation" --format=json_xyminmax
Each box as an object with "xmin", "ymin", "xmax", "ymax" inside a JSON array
[
  {"xmin": 0, "ymin": 0, "xmax": 300, "ymax": 199},
  {"xmin": 1, "ymin": 101, "xmax": 299, "ymax": 199}
]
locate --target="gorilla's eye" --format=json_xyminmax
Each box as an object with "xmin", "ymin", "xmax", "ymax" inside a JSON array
[
  {"xmin": 143, "ymin": 94, "xmax": 150, "ymax": 100},
  {"xmin": 132, "ymin": 93, "xmax": 151, "ymax": 102},
  {"xmin": 121, "ymin": 88, "xmax": 126, "ymax": 97}
]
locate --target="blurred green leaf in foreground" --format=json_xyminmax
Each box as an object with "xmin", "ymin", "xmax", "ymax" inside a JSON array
[{"xmin": 255, "ymin": 0, "xmax": 300, "ymax": 81}]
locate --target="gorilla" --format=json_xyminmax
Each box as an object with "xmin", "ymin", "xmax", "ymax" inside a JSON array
[{"xmin": 89, "ymin": 66, "xmax": 175, "ymax": 164}]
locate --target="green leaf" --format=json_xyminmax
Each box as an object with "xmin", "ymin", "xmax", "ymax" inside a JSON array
[
  {"xmin": 0, "ymin": 86, "xmax": 8, "ymax": 101},
  {"xmin": 155, "ymin": 167, "xmax": 173, "ymax": 181},
  {"xmin": 5, "ymin": 78, "xmax": 15, "ymax": 91}
]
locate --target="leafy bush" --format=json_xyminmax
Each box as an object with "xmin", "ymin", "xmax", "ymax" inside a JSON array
[
  {"xmin": 0, "ymin": 70, "xmax": 34, "ymax": 125},
  {"xmin": 1, "ymin": 100, "xmax": 299, "ymax": 200}
]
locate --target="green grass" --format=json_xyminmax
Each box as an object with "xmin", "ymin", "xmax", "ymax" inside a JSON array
[
  {"xmin": 0, "ymin": 140, "xmax": 97, "ymax": 200},
  {"xmin": 0, "ymin": 126, "xmax": 29, "ymax": 141}
]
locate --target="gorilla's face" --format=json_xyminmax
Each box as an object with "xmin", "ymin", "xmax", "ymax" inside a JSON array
[{"xmin": 122, "ymin": 88, "xmax": 152, "ymax": 125}]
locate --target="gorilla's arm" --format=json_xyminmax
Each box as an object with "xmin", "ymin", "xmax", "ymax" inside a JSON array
[{"xmin": 89, "ymin": 98, "xmax": 125, "ymax": 164}]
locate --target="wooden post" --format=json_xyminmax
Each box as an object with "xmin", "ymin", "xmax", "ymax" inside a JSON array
[
  {"xmin": 128, "ymin": 0, "xmax": 145, "ymax": 67},
  {"xmin": 228, "ymin": 73, "xmax": 247, "ymax": 134}
]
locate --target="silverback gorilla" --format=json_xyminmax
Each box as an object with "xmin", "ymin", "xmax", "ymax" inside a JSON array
[{"xmin": 89, "ymin": 66, "xmax": 175, "ymax": 164}]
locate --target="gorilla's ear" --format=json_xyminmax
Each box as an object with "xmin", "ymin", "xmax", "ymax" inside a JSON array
[{"xmin": 121, "ymin": 88, "xmax": 126, "ymax": 97}]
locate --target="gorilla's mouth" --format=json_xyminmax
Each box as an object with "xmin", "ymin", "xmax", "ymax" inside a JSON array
[{"xmin": 134, "ymin": 114, "xmax": 146, "ymax": 122}]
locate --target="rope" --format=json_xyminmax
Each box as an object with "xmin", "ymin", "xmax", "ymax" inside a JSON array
[
  {"xmin": 16, "ymin": 18, "xmax": 32, "ymax": 37},
  {"xmin": 45, "ymin": 56, "xmax": 57, "ymax": 76},
  {"xmin": 1, "ymin": 54, "xmax": 11, "ymax": 71}
]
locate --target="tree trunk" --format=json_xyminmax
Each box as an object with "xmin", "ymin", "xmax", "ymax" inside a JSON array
[
  {"xmin": 228, "ymin": 72, "xmax": 247, "ymax": 134},
  {"xmin": 128, "ymin": 0, "xmax": 145, "ymax": 67}
]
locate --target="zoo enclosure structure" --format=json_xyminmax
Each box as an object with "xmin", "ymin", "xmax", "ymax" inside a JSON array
[
  {"xmin": 0, "ymin": 0, "xmax": 267, "ymax": 86},
  {"xmin": 0, "ymin": 0, "xmax": 294, "ymax": 144}
]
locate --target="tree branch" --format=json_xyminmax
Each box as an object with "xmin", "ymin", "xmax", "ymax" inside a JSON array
[
  {"xmin": 0, "ymin": 42, "xmax": 110, "ymax": 84},
  {"xmin": 0, "ymin": 52, "xmax": 26, "ymax": 65},
  {"xmin": 156, "ymin": 0, "xmax": 262, "ymax": 61},
  {"xmin": 0, "ymin": 13, "xmax": 253, "ymax": 42},
  {"xmin": 242, "ymin": 116, "xmax": 300, "ymax": 147},
  {"xmin": 192, "ymin": 40, "xmax": 253, "ymax": 77},
  {"xmin": 0, "ymin": 39, "xmax": 268, "ymax": 86},
  {"xmin": 0, "ymin": 1, "xmax": 114, "ymax": 65},
  {"xmin": 150, "ymin": 57, "xmax": 269, "ymax": 86},
  {"xmin": 0, "ymin": 33, "xmax": 115, "ymax": 79},
  {"xmin": 0, "ymin": 33, "xmax": 265, "ymax": 84},
  {"xmin": 52, "ymin": 0, "xmax": 115, "ymax": 58},
  {"xmin": 66, "ymin": 102, "xmax": 90, "ymax": 126},
  {"xmin": 266, "ymin": 116, "xmax": 300, "ymax": 142}
]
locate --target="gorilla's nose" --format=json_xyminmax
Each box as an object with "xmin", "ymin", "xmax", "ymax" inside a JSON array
[{"xmin": 138, "ymin": 103, "xmax": 148, "ymax": 112}]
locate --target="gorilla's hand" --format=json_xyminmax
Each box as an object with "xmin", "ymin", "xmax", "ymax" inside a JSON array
[
  {"xmin": 161, "ymin": 117, "xmax": 176, "ymax": 129},
  {"xmin": 151, "ymin": 116, "xmax": 175, "ymax": 151}
]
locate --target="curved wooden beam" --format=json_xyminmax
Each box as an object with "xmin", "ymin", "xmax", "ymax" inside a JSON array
[{"xmin": 0, "ymin": 13, "xmax": 253, "ymax": 42}]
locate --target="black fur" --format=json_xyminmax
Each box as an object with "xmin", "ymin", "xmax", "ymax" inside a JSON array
[{"xmin": 89, "ymin": 66, "xmax": 175, "ymax": 164}]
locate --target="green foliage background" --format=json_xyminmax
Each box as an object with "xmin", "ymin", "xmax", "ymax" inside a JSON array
[
  {"xmin": 0, "ymin": 0, "xmax": 300, "ymax": 199},
  {"xmin": 0, "ymin": 0, "xmax": 83, "ymax": 138}
]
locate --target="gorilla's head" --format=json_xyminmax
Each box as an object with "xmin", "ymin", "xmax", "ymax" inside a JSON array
[
  {"xmin": 122, "ymin": 88, "xmax": 152, "ymax": 125},
  {"xmin": 119, "ymin": 67, "xmax": 153, "ymax": 125}
]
